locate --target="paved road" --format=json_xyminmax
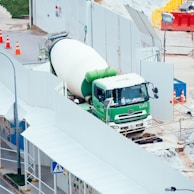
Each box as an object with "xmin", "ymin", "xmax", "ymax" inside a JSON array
[
  {"xmin": 0, "ymin": 29, "xmax": 47, "ymax": 64},
  {"xmin": 0, "ymin": 176, "xmax": 20, "ymax": 194}
]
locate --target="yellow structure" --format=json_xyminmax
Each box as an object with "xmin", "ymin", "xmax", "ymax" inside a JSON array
[{"xmin": 152, "ymin": 0, "xmax": 186, "ymax": 28}]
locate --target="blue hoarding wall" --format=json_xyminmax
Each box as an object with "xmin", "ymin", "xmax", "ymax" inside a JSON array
[
  {"xmin": 174, "ymin": 78, "xmax": 187, "ymax": 100},
  {"xmin": 10, "ymin": 120, "xmax": 27, "ymax": 150}
]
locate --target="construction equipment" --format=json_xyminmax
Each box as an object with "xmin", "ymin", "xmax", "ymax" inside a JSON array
[{"xmin": 48, "ymin": 38, "xmax": 159, "ymax": 135}]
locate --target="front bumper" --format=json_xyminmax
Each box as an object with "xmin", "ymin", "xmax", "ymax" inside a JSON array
[{"xmin": 108, "ymin": 115, "xmax": 152, "ymax": 134}]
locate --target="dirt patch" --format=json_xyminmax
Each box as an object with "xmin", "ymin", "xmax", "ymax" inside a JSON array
[
  {"xmin": 30, "ymin": 25, "xmax": 48, "ymax": 36},
  {"xmin": 178, "ymin": 150, "xmax": 194, "ymax": 181},
  {"xmin": 94, "ymin": 0, "xmax": 102, "ymax": 3}
]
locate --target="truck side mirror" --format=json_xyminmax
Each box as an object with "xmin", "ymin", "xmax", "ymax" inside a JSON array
[
  {"xmin": 153, "ymin": 87, "xmax": 159, "ymax": 99},
  {"xmin": 154, "ymin": 93, "xmax": 159, "ymax": 99},
  {"xmin": 147, "ymin": 82, "xmax": 159, "ymax": 99},
  {"xmin": 152, "ymin": 87, "xmax": 158, "ymax": 94}
]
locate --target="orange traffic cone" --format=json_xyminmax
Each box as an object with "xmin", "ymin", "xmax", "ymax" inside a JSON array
[
  {"xmin": 0, "ymin": 30, "xmax": 3, "ymax": 43},
  {"xmin": 5, "ymin": 35, "xmax": 11, "ymax": 49},
  {"xmin": 179, "ymin": 89, "xmax": 185, "ymax": 103},
  {"xmin": 15, "ymin": 41, "xmax": 21, "ymax": 55},
  {"xmin": 173, "ymin": 90, "xmax": 177, "ymax": 105}
]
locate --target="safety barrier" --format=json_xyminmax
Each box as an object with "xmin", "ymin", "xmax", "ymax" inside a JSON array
[
  {"xmin": 161, "ymin": 11, "xmax": 194, "ymax": 31},
  {"xmin": 173, "ymin": 78, "xmax": 186, "ymax": 104},
  {"xmin": 152, "ymin": 0, "xmax": 185, "ymax": 28},
  {"xmin": 0, "ymin": 29, "xmax": 22, "ymax": 55}
]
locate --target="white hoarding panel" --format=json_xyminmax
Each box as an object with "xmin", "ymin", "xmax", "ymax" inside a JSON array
[
  {"xmin": 119, "ymin": 17, "xmax": 141, "ymax": 74},
  {"xmin": 141, "ymin": 60, "xmax": 174, "ymax": 121},
  {"xmin": 105, "ymin": 11, "xmax": 120, "ymax": 70},
  {"xmin": 76, "ymin": 0, "xmax": 87, "ymax": 41},
  {"xmin": 32, "ymin": 0, "xmax": 88, "ymax": 34},
  {"xmin": 85, "ymin": 1, "xmax": 92, "ymax": 45},
  {"xmin": 64, "ymin": 0, "xmax": 79, "ymax": 38},
  {"xmin": 91, "ymin": 3, "xmax": 106, "ymax": 60}
]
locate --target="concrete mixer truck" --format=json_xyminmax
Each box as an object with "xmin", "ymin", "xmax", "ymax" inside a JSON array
[{"xmin": 48, "ymin": 37, "xmax": 158, "ymax": 135}]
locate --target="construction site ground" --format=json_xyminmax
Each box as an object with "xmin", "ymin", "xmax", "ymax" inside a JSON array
[{"xmin": 142, "ymin": 29, "xmax": 194, "ymax": 182}]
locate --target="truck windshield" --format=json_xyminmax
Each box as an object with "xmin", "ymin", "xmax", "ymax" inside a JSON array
[{"xmin": 106, "ymin": 84, "xmax": 149, "ymax": 106}]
